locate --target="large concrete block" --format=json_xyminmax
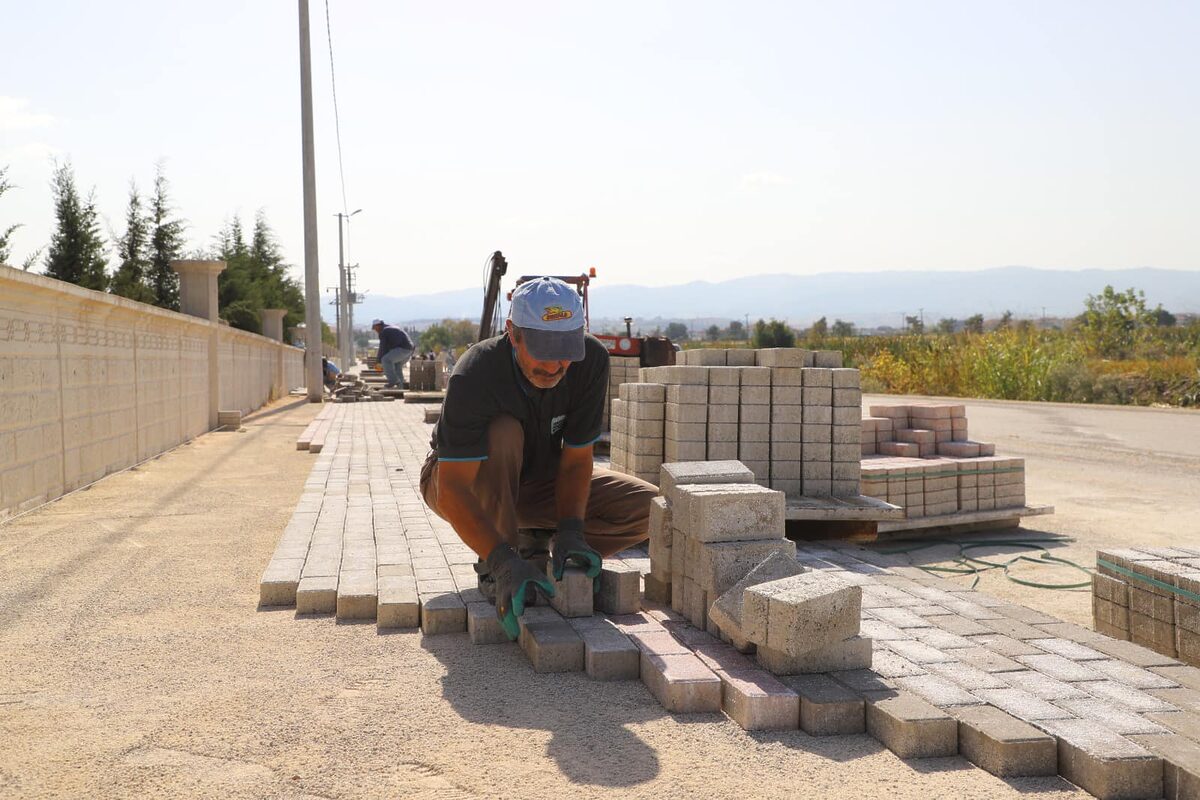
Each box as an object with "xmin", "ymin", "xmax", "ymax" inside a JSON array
[
  {"xmin": 694, "ymin": 538, "xmax": 796, "ymax": 598},
  {"xmin": 784, "ymin": 673, "xmax": 866, "ymax": 736},
  {"xmin": 708, "ymin": 551, "xmax": 805, "ymax": 642},
  {"xmin": 659, "ymin": 459, "xmax": 756, "ymax": 496},
  {"xmin": 673, "ymin": 483, "xmax": 785, "ymax": 543},
  {"xmin": 864, "ymin": 690, "xmax": 959, "ymax": 759},
  {"xmin": 744, "ymin": 571, "xmax": 862, "ymax": 655}
]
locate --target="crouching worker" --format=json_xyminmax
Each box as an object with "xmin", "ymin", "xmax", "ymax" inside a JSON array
[{"xmin": 419, "ymin": 277, "xmax": 656, "ymax": 639}]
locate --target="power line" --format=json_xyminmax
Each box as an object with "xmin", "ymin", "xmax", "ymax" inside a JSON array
[{"xmin": 324, "ymin": 0, "xmax": 349, "ymax": 217}]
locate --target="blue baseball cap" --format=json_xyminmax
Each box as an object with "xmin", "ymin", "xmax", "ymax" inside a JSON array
[{"xmin": 509, "ymin": 277, "xmax": 586, "ymax": 362}]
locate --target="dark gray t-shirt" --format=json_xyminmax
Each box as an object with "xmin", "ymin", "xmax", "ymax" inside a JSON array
[{"xmin": 431, "ymin": 333, "xmax": 609, "ymax": 482}]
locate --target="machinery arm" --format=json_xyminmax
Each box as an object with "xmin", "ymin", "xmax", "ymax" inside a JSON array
[{"xmin": 478, "ymin": 250, "xmax": 508, "ymax": 342}]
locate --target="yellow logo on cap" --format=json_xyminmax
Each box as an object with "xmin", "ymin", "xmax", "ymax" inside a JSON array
[{"xmin": 542, "ymin": 305, "xmax": 573, "ymax": 322}]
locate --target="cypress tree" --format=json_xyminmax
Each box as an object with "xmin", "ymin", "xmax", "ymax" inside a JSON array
[
  {"xmin": 44, "ymin": 162, "xmax": 109, "ymax": 291},
  {"xmin": 110, "ymin": 182, "xmax": 156, "ymax": 304},
  {"xmin": 0, "ymin": 166, "xmax": 19, "ymax": 266},
  {"xmin": 146, "ymin": 164, "xmax": 185, "ymax": 310}
]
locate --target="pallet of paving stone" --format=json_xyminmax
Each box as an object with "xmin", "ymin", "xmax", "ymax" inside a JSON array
[
  {"xmin": 876, "ymin": 503, "xmax": 1055, "ymax": 535},
  {"xmin": 784, "ymin": 494, "xmax": 904, "ymax": 521},
  {"xmin": 403, "ymin": 391, "xmax": 446, "ymax": 404},
  {"xmin": 1095, "ymin": 547, "xmax": 1200, "ymax": 667}
]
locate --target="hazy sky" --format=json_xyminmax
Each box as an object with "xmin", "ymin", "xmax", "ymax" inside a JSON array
[{"xmin": 2, "ymin": 1, "xmax": 1197, "ymax": 300}]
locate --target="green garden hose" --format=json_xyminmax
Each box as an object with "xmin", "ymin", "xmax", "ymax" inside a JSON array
[{"xmin": 873, "ymin": 537, "xmax": 1093, "ymax": 591}]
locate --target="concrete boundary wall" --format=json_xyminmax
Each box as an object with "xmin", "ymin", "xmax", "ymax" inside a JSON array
[{"xmin": 0, "ymin": 265, "xmax": 305, "ymax": 520}]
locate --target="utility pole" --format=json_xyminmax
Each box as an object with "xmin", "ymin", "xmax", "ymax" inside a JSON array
[
  {"xmin": 298, "ymin": 0, "xmax": 322, "ymax": 402},
  {"xmin": 334, "ymin": 209, "xmax": 361, "ymax": 370},
  {"xmin": 347, "ymin": 263, "xmax": 359, "ymax": 360},
  {"xmin": 327, "ymin": 286, "xmax": 341, "ymax": 341}
]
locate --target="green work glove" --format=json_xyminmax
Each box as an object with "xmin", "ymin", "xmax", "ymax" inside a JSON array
[
  {"xmin": 550, "ymin": 518, "xmax": 602, "ymax": 581},
  {"xmin": 486, "ymin": 542, "xmax": 556, "ymax": 641}
]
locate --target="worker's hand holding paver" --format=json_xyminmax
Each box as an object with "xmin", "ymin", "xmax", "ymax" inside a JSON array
[
  {"xmin": 487, "ymin": 542, "xmax": 556, "ymax": 639},
  {"xmin": 551, "ymin": 517, "xmax": 602, "ymax": 581}
]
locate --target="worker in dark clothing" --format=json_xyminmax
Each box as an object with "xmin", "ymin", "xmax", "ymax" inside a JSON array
[
  {"xmin": 371, "ymin": 319, "xmax": 415, "ymax": 389},
  {"xmin": 419, "ymin": 277, "xmax": 656, "ymax": 639}
]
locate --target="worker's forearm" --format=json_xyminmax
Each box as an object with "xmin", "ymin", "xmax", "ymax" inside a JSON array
[
  {"xmin": 555, "ymin": 457, "xmax": 592, "ymax": 523},
  {"xmin": 440, "ymin": 482, "xmax": 505, "ymax": 559}
]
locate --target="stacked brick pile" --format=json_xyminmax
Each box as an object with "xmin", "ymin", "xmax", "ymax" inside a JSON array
[
  {"xmin": 408, "ymin": 361, "xmax": 437, "ymax": 391},
  {"xmin": 1095, "ymin": 547, "xmax": 1200, "ymax": 665},
  {"xmin": 609, "ymin": 382, "xmax": 666, "ymax": 484},
  {"xmin": 862, "ymin": 403, "xmax": 995, "ymax": 458},
  {"xmin": 602, "ymin": 355, "xmax": 640, "ymax": 432},
  {"xmin": 860, "ymin": 456, "xmax": 1027, "ymax": 519},
  {"xmin": 607, "ymin": 349, "xmax": 862, "ymax": 498},
  {"xmin": 646, "ymin": 461, "xmax": 871, "ymax": 676}
]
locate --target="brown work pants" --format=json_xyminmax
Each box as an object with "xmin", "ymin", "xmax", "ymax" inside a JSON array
[{"xmin": 419, "ymin": 415, "xmax": 656, "ymax": 557}]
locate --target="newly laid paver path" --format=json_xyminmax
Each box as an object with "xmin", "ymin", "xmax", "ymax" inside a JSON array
[{"xmin": 1, "ymin": 397, "xmax": 1089, "ymax": 799}]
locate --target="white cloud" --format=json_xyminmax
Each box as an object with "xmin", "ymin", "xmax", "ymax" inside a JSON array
[
  {"xmin": 0, "ymin": 97, "xmax": 54, "ymax": 132},
  {"xmin": 741, "ymin": 171, "xmax": 792, "ymax": 188}
]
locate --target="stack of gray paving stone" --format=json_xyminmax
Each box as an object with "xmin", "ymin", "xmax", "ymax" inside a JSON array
[
  {"xmin": 1097, "ymin": 547, "xmax": 1200, "ymax": 666},
  {"xmin": 652, "ymin": 461, "xmax": 789, "ymax": 633},
  {"xmin": 609, "ymin": 382, "xmax": 666, "ymax": 484},
  {"xmin": 662, "ymin": 366, "xmax": 709, "ymax": 464},
  {"xmin": 602, "ymin": 355, "xmax": 640, "ymax": 432},
  {"xmin": 608, "ymin": 351, "xmax": 864, "ymax": 499}
]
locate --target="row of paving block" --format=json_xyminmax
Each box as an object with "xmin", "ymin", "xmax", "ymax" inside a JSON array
[
  {"xmin": 1096, "ymin": 547, "xmax": 1200, "ymax": 667},
  {"xmin": 267, "ymin": 402, "xmax": 1200, "ymax": 799}
]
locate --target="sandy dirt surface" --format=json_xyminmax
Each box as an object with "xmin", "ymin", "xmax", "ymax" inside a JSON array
[
  {"xmin": 0, "ymin": 397, "xmax": 1088, "ymax": 800},
  {"xmin": 862, "ymin": 394, "xmax": 1200, "ymax": 629}
]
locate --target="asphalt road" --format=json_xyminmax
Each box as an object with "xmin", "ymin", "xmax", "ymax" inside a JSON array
[{"xmin": 864, "ymin": 394, "xmax": 1200, "ymax": 626}]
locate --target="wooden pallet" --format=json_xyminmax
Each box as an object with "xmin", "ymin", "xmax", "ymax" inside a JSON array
[
  {"xmin": 785, "ymin": 494, "xmax": 904, "ymax": 521},
  {"xmin": 876, "ymin": 503, "xmax": 1055, "ymax": 536}
]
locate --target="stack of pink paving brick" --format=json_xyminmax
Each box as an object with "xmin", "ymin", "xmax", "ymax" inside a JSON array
[{"xmin": 862, "ymin": 403, "xmax": 995, "ymax": 458}]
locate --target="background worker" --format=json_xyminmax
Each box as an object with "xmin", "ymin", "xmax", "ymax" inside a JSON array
[
  {"xmin": 321, "ymin": 357, "xmax": 340, "ymax": 393},
  {"xmin": 419, "ymin": 277, "xmax": 656, "ymax": 639},
  {"xmin": 371, "ymin": 319, "xmax": 415, "ymax": 389}
]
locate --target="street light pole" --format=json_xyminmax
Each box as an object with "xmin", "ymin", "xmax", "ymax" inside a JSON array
[
  {"xmin": 334, "ymin": 209, "xmax": 361, "ymax": 370},
  {"xmin": 298, "ymin": 0, "xmax": 322, "ymax": 402}
]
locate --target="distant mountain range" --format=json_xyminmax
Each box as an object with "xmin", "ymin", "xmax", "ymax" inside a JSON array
[{"xmin": 339, "ymin": 267, "xmax": 1200, "ymax": 330}]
